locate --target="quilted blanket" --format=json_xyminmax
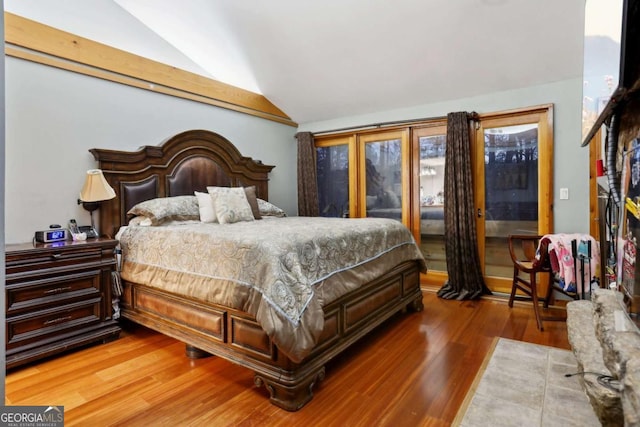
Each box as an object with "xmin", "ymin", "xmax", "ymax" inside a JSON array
[{"xmin": 116, "ymin": 216, "xmax": 426, "ymax": 361}]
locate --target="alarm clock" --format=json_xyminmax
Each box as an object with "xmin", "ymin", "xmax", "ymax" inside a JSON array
[{"xmin": 35, "ymin": 228, "xmax": 69, "ymax": 243}]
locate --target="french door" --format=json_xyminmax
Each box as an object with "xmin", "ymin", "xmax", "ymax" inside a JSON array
[
  {"xmin": 316, "ymin": 135, "xmax": 356, "ymax": 218},
  {"xmin": 412, "ymin": 124, "xmax": 448, "ymax": 279},
  {"xmin": 475, "ymin": 106, "xmax": 554, "ymax": 293},
  {"xmin": 315, "ymin": 105, "xmax": 554, "ymax": 293}
]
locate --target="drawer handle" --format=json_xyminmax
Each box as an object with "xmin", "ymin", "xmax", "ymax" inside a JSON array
[
  {"xmin": 43, "ymin": 286, "xmax": 72, "ymax": 295},
  {"xmin": 50, "ymin": 253, "xmax": 62, "ymax": 260},
  {"xmin": 43, "ymin": 316, "xmax": 72, "ymax": 326}
]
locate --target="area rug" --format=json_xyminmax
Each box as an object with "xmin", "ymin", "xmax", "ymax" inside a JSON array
[{"xmin": 453, "ymin": 337, "xmax": 599, "ymax": 427}]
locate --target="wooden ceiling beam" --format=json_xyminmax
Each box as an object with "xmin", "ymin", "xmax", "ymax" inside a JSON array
[{"xmin": 4, "ymin": 12, "xmax": 297, "ymax": 127}]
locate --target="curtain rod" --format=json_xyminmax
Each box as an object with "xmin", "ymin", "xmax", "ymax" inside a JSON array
[{"xmin": 311, "ymin": 115, "xmax": 448, "ymax": 136}]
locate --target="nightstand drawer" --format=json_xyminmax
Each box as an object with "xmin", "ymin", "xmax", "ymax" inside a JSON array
[
  {"xmin": 6, "ymin": 246, "xmax": 111, "ymax": 276},
  {"xmin": 6, "ymin": 269, "xmax": 101, "ymax": 315},
  {"xmin": 6, "ymin": 298, "xmax": 102, "ymax": 350}
]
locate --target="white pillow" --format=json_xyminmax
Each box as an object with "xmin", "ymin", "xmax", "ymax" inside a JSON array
[
  {"xmin": 195, "ymin": 191, "xmax": 218, "ymax": 223},
  {"xmin": 207, "ymin": 187, "xmax": 255, "ymax": 224}
]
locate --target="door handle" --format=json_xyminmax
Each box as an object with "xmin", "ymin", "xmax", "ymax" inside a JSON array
[{"xmin": 477, "ymin": 208, "xmax": 483, "ymax": 218}]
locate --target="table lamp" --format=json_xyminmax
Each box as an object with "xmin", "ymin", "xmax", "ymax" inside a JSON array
[{"xmin": 77, "ymin": 169, "xmax": 116, "ymax": 237}]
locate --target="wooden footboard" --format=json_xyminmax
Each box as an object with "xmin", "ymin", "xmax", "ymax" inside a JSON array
[{"xmin": 119, "ymin": 260, "xmax": 423, "ymax": 411}]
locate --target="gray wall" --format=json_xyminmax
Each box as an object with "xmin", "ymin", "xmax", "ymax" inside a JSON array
[
  {"xmin": 298, "ymin": 77, "xmax": 588, "ymax": 234},
  {"xmin": 5, "ymin": 57, "xmax": 297, "ymax": 244},
  {"xmin": 4, "ymin": 51, "xmax": 589, "ymax": 241}
]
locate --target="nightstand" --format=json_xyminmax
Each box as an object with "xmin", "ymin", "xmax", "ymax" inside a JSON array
[{"xmin": 5, "ymin": 238, "xmax": 121, "ymax": 369}]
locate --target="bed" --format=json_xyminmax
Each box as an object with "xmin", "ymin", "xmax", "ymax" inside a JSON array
[{"xmin": 91, "ymin": 129, "xmax": 426, "ymax": 411}]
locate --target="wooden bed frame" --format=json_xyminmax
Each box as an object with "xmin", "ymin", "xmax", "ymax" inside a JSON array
[{"xmin": 91, "ymin": 129, "xmax": 424, "ymax": 411}]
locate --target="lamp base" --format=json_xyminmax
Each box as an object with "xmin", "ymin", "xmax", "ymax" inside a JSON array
[
  {"xmin": 78, "ymin": 199, "xmax": 99, "ymax": 213},
  {"xmin": 78, "ymin": 199, "xmax": 101, "ymax": 238}
]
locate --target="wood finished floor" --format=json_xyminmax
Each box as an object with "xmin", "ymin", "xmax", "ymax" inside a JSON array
[{"xmin": 5, "ymin": 291, "xmax": 570, "ymax": 426}]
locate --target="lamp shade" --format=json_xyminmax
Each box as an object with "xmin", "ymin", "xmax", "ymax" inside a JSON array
[{"xmin": 79, "ymin": 169, "xmax": 116, "ymax": 202}]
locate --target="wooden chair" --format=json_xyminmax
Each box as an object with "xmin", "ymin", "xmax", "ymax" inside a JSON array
[
  {"xmin": 507, "ymin": 234, "xmax": 553, "ymax": 330},
  {"xmin": 508, "ymin": 234, "xmax": 589, "ymax": 330}
]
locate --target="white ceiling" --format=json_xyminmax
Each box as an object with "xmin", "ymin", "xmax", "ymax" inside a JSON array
[{"xmin": 5, "ymin": 0, "xmax": 589, "ymax": 124}]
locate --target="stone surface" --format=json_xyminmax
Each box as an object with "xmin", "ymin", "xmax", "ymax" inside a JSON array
[
  {"xmin": 592, "ymin": 289, "xmax": 637, "ymax": 376},
  {"xmin": 610, "ymin": 331, "xmax": 640, "ymax": 427},
  {"xmin": 566, "ymin": 299, "xmax": 624, "ymax": 426},
  {"xmin": 458, "ymin": 338, "xmax": 598, "ymax": 427},
  {"xmin": 592, "ymin": 289, "xmax": 640, "ymax": 426},
  {"xmin": 623, "ymin": 355, "xmax": 640, "ymax": 427}
]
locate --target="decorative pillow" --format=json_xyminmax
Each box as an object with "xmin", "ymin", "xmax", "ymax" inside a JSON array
[
  {"xmin": 244, "ymin": 186, "xmax": 262, "ymax": 220},
  {"xmin": 127, "ymin": 196, "xmax": 199, "ymax": 225},
  {"xmin": 194, "ymin": 191, "xmax": 218, "ymax": 223},
  {"xmin": 257, "ymin": 198, "xmax": 287, "ymax": 217},
  {"xmin": 207, "ymin": 186, "xmax": 255, "ymax": 224},
  {"xmin": 128, "ymin": 216, "xmax": 153, "ymax": 227}
]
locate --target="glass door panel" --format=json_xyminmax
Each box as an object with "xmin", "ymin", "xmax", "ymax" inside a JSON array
[
  {"xmin": 359, "ymin": 130, "xmax": 409, "ymax": 224},
  {"xmin": 483, "ymin": 124, "xmax": 539, "ymax": 279},
  {"xmin": 315, "ymin": 135, "xmax": 356, "ymax": 218},
  {"xmin": 416, "ymin": 130, "xmax": 447, "ymax": 272}
]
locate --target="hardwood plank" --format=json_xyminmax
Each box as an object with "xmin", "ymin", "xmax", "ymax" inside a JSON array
[{"xmin": 5, "ymin": 291, "xmax": 570, "ymax": 425}]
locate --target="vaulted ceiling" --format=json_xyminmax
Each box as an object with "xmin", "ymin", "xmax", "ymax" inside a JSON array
[{"xmin": 5, "ymin": 0, "xmax": 594, "ymax": 124}]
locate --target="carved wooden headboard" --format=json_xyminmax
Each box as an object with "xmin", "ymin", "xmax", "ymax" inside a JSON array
[{"xmin": 90, "ymin": 129, "xmax": 275, "ymax": 238}]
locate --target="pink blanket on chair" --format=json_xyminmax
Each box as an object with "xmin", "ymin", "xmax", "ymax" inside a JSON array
[{"xmin": 542, "ymin": 233, "xmax": 599, "ymax": 296}]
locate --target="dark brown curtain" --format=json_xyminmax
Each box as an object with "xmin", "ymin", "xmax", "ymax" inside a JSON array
[
  {"xmin": 296, "ymin": 132, "xmax": 320, "ymax": 216},
  {"xmin": 437, "ymin": 112, "xmax": 491, "ymax": 300}
]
